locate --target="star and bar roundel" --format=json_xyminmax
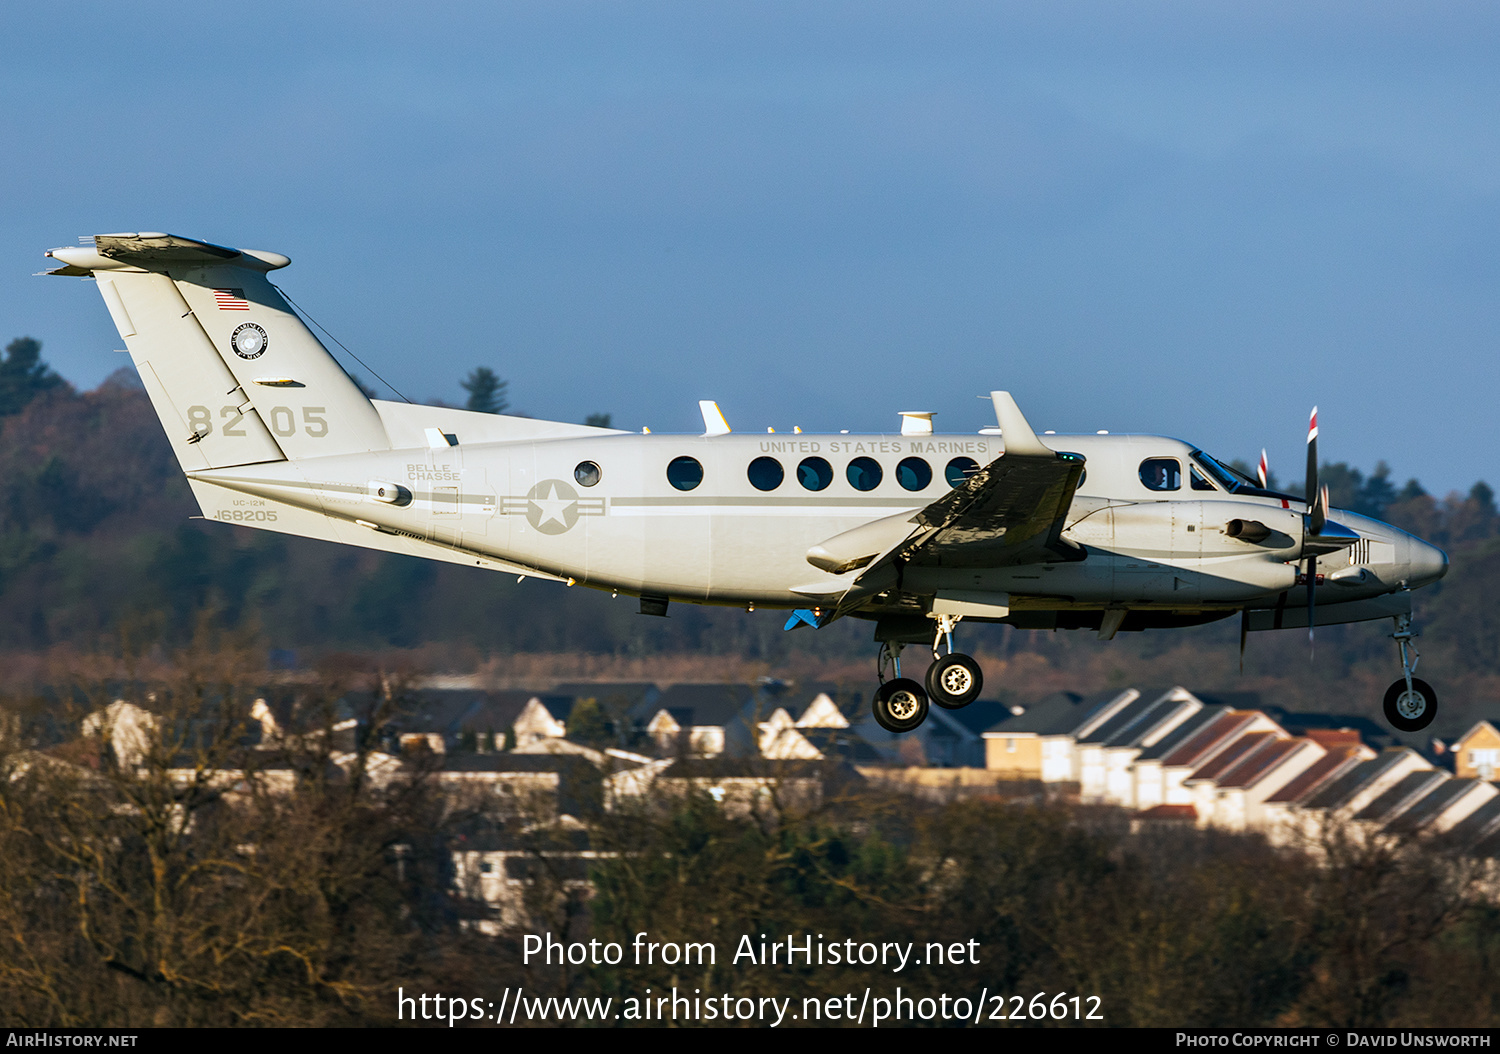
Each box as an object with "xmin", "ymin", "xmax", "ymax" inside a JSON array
[{"xmin": 500, "ymin": 479, "xmax": 605, "ymax": 534}]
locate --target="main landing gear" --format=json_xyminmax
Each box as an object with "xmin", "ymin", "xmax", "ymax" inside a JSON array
[
  {"xmin": 869, "ymin": 615, "xmax": 985, "ymax": 734},
  {"xmin": 926, "ymin": 615, "xmax": 984, "ymax": 709},
  {"xmin": 1383, "ymin": 612, "xmax": 1437, "ymax": 733}
]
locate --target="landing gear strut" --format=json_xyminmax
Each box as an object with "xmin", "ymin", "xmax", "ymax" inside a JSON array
[
  {"xmin": 925, "ymin": 614, "xmax": 984, "ymax": 710},
  {"xmin": 1383, "ymin": 612, "xmax": 1437, "ymax": 733},
  {"xmin": 872, "ymin": 640, "xmax": 929, "ymax": 733}
]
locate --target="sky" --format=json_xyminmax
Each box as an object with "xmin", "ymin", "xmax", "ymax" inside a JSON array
[{"xmin": 3, "ymin": 1, "xmax": 1497, "ymax": 495}]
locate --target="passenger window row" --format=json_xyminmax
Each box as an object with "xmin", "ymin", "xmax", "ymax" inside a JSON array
[{"xmin": 657, "ymin": 455, "xmax": 982, "ymax": 493}]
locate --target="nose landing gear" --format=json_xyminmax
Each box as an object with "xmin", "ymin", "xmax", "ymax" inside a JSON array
[{"xmin": 1384, "ymin": 612, "xmax": 1437, "ymax": 733}]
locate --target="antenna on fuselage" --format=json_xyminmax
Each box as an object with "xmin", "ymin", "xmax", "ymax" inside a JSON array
[{"xmin": 899, "ymin": 412, "xmax": 934, "ymax": 436}]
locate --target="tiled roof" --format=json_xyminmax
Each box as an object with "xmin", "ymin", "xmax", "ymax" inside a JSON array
[
  {"xmin": 455, "ymin": 692, "xmax": 536, "ymax": 732},
  {"xmin": 1265, "ymin": 746, "xmax": 1365, "ymax": 804},
  {"xmin": 942, "ymin": 700, "xmax": 1016, "ymax": 737},
  {"xmin": 1135, "ymin": 706, "xmax": 1228, "ymax": 761},
  {"xmin": 1187, "ymin": 730, "xmax": 1279, "ymax": 783},
  {"xmin": 1304, "ymin": 728, "xmax": 1364, "ymax": 749},
  {"xmin": 1090, "ymin": 690, "xmax": 1203, "ymax": 749},
  {"xmin": 1298, "ymin": 752, "xmax": 1410, "ymax": 811},
  {"xmin": 1216, "ymin": 737, "xmax": 1305, "ymax": 789},
  {"xmin": 1159, "ymin": 710, "xmax": 1257, "ymax": 769},
  {"xmin": 1077, "ymin": 689, "xmax": 1174, "ymax": 745},
  {"xmin": 652, "ymin": 684, "xmax": 758, "ymax": 726},
  {"xmin": 1352, "ymin": 770, "xmax": 1448, "ymax": 823},
  {"xmin": 1440, "ymin": 795, "xmax": 1500, "ymax": 847},
  {"xmin": 998, "ymin": 690, "xmax": 1127, "ymax": 737},
  {"xmin": 1385, "ymin": 777, "xmax": 1480, "ymax": 834}
]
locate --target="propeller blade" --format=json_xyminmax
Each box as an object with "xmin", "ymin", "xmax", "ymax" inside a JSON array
[
  {"xmin": 1239, "ymin": 609, "xmax": 1249, "ymax": 673},
  {"xmin": 1305, "ymin": 406, "xmax": 1319, "ymax": 524},
  {"xmin": 1257, "ymin": 449, "xmax": 1269, "ymax": 490},
  {"xmin": 1307, "ymin": 554, "xmax": 1318, "ymax": 656}
]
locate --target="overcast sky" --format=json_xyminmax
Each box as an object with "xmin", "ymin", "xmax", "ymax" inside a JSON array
[{"xmin": 3, "ymin": 2, "xmax": 1497, "ymax": 494}]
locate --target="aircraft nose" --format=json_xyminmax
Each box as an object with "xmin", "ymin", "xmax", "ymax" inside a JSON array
[{"xmin": 1408, "ymin": 538, "xmax": 1448, "ymax": 588}]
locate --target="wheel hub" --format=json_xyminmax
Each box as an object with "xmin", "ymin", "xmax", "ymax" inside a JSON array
[
  {"xmin": 939, "ymin": 666, "xmax": 974, "ymax": 695},
  {"xmin": 1397, "ymin": 691, "xmax": 1427, "ymax": 720},
  {"xmin": 887, "ymin": 691, "xmax": 919, "ymax": 720}
]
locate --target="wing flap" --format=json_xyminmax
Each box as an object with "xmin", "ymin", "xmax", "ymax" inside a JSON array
[{"xmin": 827, "ymin": 391, "xmax": 1086, "ymax": 617}]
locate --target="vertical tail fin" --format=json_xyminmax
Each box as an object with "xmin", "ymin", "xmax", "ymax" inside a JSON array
[{"xmin": 46, "ymin": 233, "xmax": 389, "ymax": 469}]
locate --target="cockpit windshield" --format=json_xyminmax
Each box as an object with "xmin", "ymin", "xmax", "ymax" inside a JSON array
[{"xmin": 1190, "ymin": 450, "xmax": 1298, "ymax": 501}]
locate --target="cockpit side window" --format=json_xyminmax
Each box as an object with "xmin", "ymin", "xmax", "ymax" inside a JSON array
[
  {"xmin": 1139, "ymin": 458, "xmax": 1181, "ymax": 491},
  {"xmin": 1191, "ymin": 466, "xmax": 1217, "ymax": 491}
]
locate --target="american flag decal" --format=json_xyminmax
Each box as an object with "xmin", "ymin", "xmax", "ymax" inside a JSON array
[{"xmin": 213, "ymin": 288, "xmax": 250, "ymax": 311}]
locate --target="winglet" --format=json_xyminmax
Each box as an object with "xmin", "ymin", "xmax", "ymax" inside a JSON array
[
  {"xmin": 989, "ymin": 391, "xmax": 1052, "ymax": 456},
  {"xmin": 699, "ymin": 400, "xmax": 731, "ymax": 437}
]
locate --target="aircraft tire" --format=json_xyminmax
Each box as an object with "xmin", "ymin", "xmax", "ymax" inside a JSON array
[
  {"xmin": 926, "ymin": 653, "xmax": 983, "ymax": 709},
  {"xmin": 872, "ymin": 679, "xmax": 929, "ymax": 734},
  {"xmin": 1383, "ymin": 678, "xmax": 1437, "ymax": 733}
]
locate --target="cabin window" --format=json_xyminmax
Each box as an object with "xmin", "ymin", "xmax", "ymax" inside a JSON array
[
  {"xmin": 798, "ymin": 457, "xmax": 833, "ymax": 491},
  {"xmin": 667, "ymin": 456, "xmax": 704, "ymax": 491},
  {"xmin": 574, "ymin": 461, "xmax": 601, "ymax": 487},
  {"xmin": 747, "ymin": 456, "xmax": 784, "ymax": 491},
  {"xmin": 847, "ymin": 456, "xmax": 883, "ymax": 491},
  {"xmin": 1139, "ymin": 458, "xmax": 1181, "ymax": 492},
  {"xmin": 945, "ymin": 456, "xmax": 980, "ymax": 488},
  {"xmin": 896, "ymin": 457, "xmax": 932, "ymax": 491}
]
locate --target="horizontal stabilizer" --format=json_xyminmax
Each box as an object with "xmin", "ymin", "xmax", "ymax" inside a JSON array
[{"xmin": 46, "ymin": 233, "xmax": 289, "ymax": 273}]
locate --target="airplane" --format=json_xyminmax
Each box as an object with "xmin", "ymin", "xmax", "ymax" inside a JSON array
[{"xmin": 44, "ymin": 233, "xmax": 1449, "ymax": 736}]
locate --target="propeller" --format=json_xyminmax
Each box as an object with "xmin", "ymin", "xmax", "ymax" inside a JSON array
[
  {"xmin": 1257, "ymin": 448, "xmax": 1269, "ymax": 490},
  {"xmin": 1305, "ymin": 407, "xmax": 1323, "ymax": 653}
]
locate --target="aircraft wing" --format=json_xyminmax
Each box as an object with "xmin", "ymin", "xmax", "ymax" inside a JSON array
[{"xmin": 822, "ymin": 393, "xmax": 1085, "ymax": 615}]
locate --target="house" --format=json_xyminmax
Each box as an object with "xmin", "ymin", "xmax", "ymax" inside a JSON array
[
  {"xmin": 1384, "ymin": 777, "xmax": 1498, "ymax": 837},
  {"xmin": 1143, "ymin": 709, "xmax": 1284, "ymax": 811},
  {"xmin": 1258, "ymin": 731, "xmax": 1376, "ymax": 838},
  {"xmin": 920, "ymin": 700, "xmax": 1017, "ymax": 769},
  {"xmin": 1196, "ymin": 735, "xmax": 1327, "ymax": 831},
  {"xmin": 1281, "ymin": 747, "xmax": 1436, "ymax": 846},
  {"xmin": 548, "ymin": 682, "xmax": 661, "ymax": 750},
  {"xmin": 81, "ymin": 699, "xmax": 157, "ymax": 768},
  {"xmin": 511, "ymin": 695, "xmax": 579, "ymax": 747},
  {"xmin": 448, "ymin": 691, "xmax": 538, "ymax": 752},
  {"xmin": 552, "ymin": 682, "xmax": 660, "ymax": 723},
  {"xmin": 757, "ymin": 684, "xmax": 858, "ymax": 759},
  {"xmin": 641, "ymin": 683, "xmax": 760, "ymax": 757},
  {"xmin": 1454, "ymin": 721, "xmax": 1500, "ymax": 782},
  {"xmin": 1130, "ymin": 705, "xmax": 1230, "ymax": 810},
  {"xmin": 977, "ymin": 690, "xmax": 1123, "ymax": 782},
  {"xmin": 397, "ymin": 688, "xmax": 516, "ymax": 753},
  {"xmin": 1350, "ymin": 769, "xmax": 1453, "ymax": 830},
  {"xmin": 1077, "ymin": 687, "xmax": 1207, "ymax": 804}
]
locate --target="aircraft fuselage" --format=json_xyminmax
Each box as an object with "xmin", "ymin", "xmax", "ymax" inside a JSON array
[{"xmin": 187, "ymin": 423, "xmax": 1445, "ymax": 627}]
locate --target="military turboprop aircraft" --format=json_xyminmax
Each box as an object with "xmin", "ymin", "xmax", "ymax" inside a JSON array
[{"xmin": 45, "ymin": 233, "xmax": 1449, "ymax": 735}]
